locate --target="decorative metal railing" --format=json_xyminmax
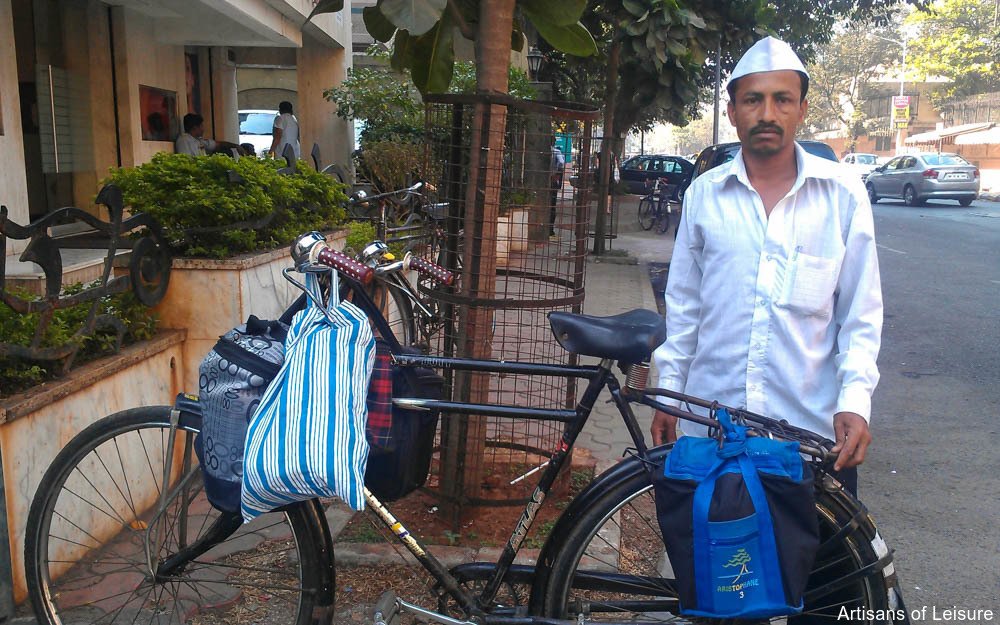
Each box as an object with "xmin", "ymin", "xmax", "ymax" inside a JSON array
[{"xmin": 0, "ymin": 184, "xmax": 171, "ymax": 375}]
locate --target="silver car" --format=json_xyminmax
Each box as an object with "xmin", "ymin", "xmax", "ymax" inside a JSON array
[{"xmin": 866, "ymin": 153, "xmax": 980, "ymax": 207}]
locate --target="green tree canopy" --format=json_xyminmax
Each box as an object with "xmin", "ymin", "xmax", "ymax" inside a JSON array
[
  {"xmin": 906, "ymin": 0, "xmax": 1000, "ymax": 103},
  {"xmin": 801, "ymin": 12, "xmax": 904, "ymax": 148}
]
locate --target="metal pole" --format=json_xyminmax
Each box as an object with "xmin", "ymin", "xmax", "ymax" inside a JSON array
[
  {"xmin": 895, "ymin": 37, "xmax": 906, "ymax": 154},
  {"xmin": 713, "ymin": 42, "xmax": 721, "ymax": 144}
]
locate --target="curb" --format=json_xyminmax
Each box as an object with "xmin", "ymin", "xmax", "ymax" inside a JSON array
[{"xmin": 588, "ymin": 253, "xmax": 639, "ymax": 265}]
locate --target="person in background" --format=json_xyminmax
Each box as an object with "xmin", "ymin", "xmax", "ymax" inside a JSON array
[
  {"xmin": 650, "ymin": 37, "xmax": 883, "ymax": 496},
  {"xmin": 549, "ymin": 139, "xmax": 565, "ymax": 240},
  {"xmin": 268, "ymin": 101, "xmax": 300, "ymax": 162},
  {"xmin": 175, "ymin": 114, "xmax": 243, "ymax": 157}
]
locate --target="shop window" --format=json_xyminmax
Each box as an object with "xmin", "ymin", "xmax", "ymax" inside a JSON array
[{"xmin": 140, "ymin": 85, "xmax": 177, "ymax": 141}]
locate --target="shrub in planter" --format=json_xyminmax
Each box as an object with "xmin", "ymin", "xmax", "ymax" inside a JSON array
[
  {"xmin": 0, "ymin": 285, "xmax": 158, "ymax": 399},
  {"xmin": 102, "ymin": 153, "xmax": 348, "ymax": 258}
]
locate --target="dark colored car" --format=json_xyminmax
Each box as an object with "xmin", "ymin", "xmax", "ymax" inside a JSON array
[
  {"xmin": 865, "ymin": 152, "xmax": 979, "ymax": 207},
  {"xmin": 656, "ymin": 141, "xmax": 839, "ymax": 238},
  {"xmin": 679, "ymin": 140, "xmax": 839, "ymax": 200},
  {"xmin": 620, "ymin": 154, "xmax": 694, "ymax": 197}
]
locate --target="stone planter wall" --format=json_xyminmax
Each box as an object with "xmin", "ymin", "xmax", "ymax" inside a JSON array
[
  {"xmin": 152, "ymin": 230, "xmax": 348, "ymax": 393},
  {"xmin": 0, "ymin": 330, "xmax": 186, "ymax": 601}
]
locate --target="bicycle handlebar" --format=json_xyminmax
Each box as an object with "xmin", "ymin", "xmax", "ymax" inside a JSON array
[
  {"xmin": 315, "ymin": 246, "xmax": 375, "ymax": 285},
  {"xmin": 405, "ymin": 254, "xmax": 455, "ymax": 286},
  {"xmin": 350, "ymin": 182, "xmax": 424, "ymax": 205}
]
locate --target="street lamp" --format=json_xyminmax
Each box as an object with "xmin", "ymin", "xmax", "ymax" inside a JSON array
[
  {"xmin": 872, "ymin": 32, "xmax": 909, "ymax": 154},
  {"xmin": 527, "ymin": 46, "xmax": 544, "ymax": 81}
]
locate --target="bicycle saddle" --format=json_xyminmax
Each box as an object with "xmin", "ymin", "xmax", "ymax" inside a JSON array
[{"xmin": 548, "ymin": 309, "xmax": 665, "ymax": 363}]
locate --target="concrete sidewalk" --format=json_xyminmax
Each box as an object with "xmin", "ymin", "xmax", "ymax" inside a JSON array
[{"xmin": 574, "ymin": 226, "xmax": 672, "ymax": 468}]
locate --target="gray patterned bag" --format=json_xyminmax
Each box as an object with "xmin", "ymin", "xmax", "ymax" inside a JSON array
[{"xmin": 193, "ymin": 315, "xmax": 289, "ymax": 513}]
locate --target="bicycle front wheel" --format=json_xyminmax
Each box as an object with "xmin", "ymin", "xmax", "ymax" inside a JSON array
[
  {"xmin": 542, "ymin": 467, "xmax": 897, "ymax": 623},
  {"xmin": 656, "ymin": 203, "xmax": 672, "ymax": 234},
  {"xmin": 638, "ymin": 198, "xmax": 657, "ymax": 231},
  {"xmin": 24, "ymin": 406, "xmax": 331, "ymax": 625},
  {"xmin": 368, "ymin": 281, "xmax": 416, "ymax": 346}
]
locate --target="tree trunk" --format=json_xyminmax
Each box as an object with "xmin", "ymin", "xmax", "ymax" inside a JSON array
[
  {"xmin": 594, "ymin": 40, "xmax": 620, "ymax": 256},
  {"xmin": 443, "ymin": 0, "xmax": 515, "ymax": 526}
]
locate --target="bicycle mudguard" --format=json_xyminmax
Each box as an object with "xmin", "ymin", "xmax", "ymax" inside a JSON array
[{"xmin": 526, "ymin": 444, "xmax": 672, "ymax": 614}]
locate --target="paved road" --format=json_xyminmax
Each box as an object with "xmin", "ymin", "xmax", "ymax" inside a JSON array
[
  {"xmin": 611, "ymin": 194, "xmax": 1000, "ymax": 621},
  {"xmin": 863, "ymin": 198, "xmax": 999, "ymax": 622}
]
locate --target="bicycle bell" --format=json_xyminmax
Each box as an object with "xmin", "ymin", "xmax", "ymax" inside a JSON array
[
  {"xmin": 291, "ymin": 231, "xmax": 327, "ymax": 267},
  {"xmin": 360, "ymin": 240, "xmax": 390, "ymax": 266},
  {"xmin": 350, "ymin": 189, "xmax": 369, "ymax": 208}
]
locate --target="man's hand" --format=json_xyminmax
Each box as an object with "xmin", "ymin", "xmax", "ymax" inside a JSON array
[
  {"xmin": 830, "ymin": 412, "xmax": 871, "ymax": 471},
  {"xmin": 651, "ymin": 410, "xmax": 678, "ymax": 446}
]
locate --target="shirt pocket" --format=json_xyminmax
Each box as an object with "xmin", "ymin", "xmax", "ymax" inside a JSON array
[{"xmin": 778, "ymin": 250, "xmax": 839, "ymax": 317}]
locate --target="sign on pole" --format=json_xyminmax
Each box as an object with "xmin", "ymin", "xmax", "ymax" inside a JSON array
[{"xmin": 892, "ymin": 95, "xmax": 910, "ymax": 129}]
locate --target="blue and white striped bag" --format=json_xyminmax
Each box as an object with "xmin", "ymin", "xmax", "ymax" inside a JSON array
[{"xmin": 241, "ymin": 270, "xmax": 375, "ymax": 521}]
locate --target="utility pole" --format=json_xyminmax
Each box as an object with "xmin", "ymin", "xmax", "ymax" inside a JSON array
[
  {"xmin": 895, "ymin": 36, "xmax": 907, "ymax": 155},
  {"xmin": 713, "ymin": 41, "xmax": 721, "ymax": 143}
]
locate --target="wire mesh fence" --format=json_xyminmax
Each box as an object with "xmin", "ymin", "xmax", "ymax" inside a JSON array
[{"xmin": 417, "ymin": 94, "xmax": 600, "ymax": 513}]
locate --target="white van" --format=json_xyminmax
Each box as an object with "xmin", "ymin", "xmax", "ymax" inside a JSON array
[{"xmin": 238, "ymin": 109, "xmax": 278, "ymax": 156}]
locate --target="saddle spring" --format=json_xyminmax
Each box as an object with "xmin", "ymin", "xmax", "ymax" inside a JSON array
[{"xmin": 624, "ymin": 361, "xmax": 650, "ymax": 392}]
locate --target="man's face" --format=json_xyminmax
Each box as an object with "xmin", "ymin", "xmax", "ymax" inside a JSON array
[
  {"xmin": 727, "ymin": 70, "xmax": 807, "ymax": 158},
  {"xmin": 191, "ymin": 122, "xmax": 204, "ymax": 138}
]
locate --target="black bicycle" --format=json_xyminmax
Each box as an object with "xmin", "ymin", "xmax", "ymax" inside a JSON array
[
  {"xmin": 637, "ymin": 178, "xmax": 677, "ymax": 235},
  {"xmin": 23, "ymin": 232, "xmax": 909, "ymax": 625}
]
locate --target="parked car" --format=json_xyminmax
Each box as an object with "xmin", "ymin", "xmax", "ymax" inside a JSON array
[
  {"xmin": 675, "ymin": 140, "xmax": 839, "ymax": 201},
  {"xmin": 842, "ymin": 153, "xmax": 880, "ymax": 181},
  {"xmin": 238, "ymin": 109, "xmax": 278, "ymax": 156},
  {"xmin": 619, "ymin": 154, "xmax": 693, "ymax": 197},
  {"xmin": 865, "ymin": 153, "xmax": 980, "ymax": 207}
]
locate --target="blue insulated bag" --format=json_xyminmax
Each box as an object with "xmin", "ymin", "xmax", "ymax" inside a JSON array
[{"xmin": 653, "ymin": 409, "xmax": 819, "ymax": 619}]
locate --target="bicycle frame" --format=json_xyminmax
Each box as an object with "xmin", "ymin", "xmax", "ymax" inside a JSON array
[{"xmin": 143, "ymin": 261, "xmax": 839, "ymax": 625}]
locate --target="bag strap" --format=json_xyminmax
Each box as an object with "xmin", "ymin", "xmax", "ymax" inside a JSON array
[
  {"xmin": 212, "ymin": 338, "xmax": 282, "ymax": 380},
  {"xmin": 691, "ymin": 452, "xmax": 787, "ymax": 611},
  {"xmin": 736, "ymin": 453, "xmax": 786, "ymax": 606}
]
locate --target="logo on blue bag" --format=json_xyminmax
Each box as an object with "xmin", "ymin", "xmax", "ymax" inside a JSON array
[{"xmin": 717, "ymin": 549, "xmax": 760, "ymax": 594}]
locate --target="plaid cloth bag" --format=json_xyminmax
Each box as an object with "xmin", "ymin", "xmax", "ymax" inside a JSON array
[
  {"xmin": 365, "ymin": 340, "xmax": 394, "ymax": 446},
  {"xmin": 241, "ymin": 270, "xmax": 375, "ymax": 520}
]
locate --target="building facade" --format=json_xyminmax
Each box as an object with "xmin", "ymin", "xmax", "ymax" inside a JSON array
[{"xmin": 1, "ymin": 0, "xmax": 354, "ymax": 258}]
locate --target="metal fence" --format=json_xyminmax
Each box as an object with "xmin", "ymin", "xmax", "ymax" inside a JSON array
[{"xmin": 417, "ymin": 94, "xmax": 600, "ymax": 512}]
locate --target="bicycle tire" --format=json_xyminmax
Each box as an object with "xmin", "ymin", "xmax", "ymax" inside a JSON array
[
  {"xmin": 656, "ymin": 203, "xmax": 672, "ymax": 234},
  {"xmin": 541, "ymin": 464, "xmax": 898, "ymax": 623},
  {"xmin": 368, "ymin": 280, "xmax": 416, "ymax": 346},
  {"xmin": 24, "ymin": 406, "xmax": 331, "ymax": 625},
  {"xmin": 638, "ymin": 198, "xmax": 657, "ymax": 231}
]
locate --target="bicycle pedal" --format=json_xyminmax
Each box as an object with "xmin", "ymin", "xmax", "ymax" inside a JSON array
[{"xmin": 373, "ymin": 590, "xmax": 400, "ymax": 625}]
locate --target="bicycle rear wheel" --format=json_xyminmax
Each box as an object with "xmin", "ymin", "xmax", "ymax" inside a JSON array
[
  {"xmin": 638, "ymin": 198, "xmax": 657, "ymax": 231},
  {"xmin": 24, "ymin": 406, "xmax": 332, "ymax": 625},
  {"xmin": 542, "ymin": 466, "xmax": 899, "ymax": 623}
]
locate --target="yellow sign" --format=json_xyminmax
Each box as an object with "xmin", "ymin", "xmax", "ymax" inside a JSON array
[{"xmin": 892, "ymin": 96, "xmax": 910, "ymax": 129}]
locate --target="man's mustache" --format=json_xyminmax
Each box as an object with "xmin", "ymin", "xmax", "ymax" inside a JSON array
[{"xmin": 751, "ymin": 124, "xmax": 783, "ymax": 136}]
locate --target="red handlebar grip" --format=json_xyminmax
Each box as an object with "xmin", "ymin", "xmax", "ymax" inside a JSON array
[
  {"xmin": 407, "ymin": 256, "xmax": 454, "ymax": 286},
  {"xmin": 317, "ymin": 247, "xmax": 374, "ymax": 285}
]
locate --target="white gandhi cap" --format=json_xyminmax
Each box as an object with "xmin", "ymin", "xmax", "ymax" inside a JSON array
[{"xmin": 728, "ymin": 36, "xmax": 809, "ymax": 91}]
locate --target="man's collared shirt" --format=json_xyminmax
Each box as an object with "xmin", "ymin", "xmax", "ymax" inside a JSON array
[
  {"xmin": 652, "ymin": 143, "xmax": 883, "ymax": 440},
  {"xmin": 175, "ymin": 133, "xmax": 216, "ymax": 156}
]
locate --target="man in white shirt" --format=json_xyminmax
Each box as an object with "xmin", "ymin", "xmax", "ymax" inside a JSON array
[
  {"xmin": 650, "ymin": 37, "xmax": 883, "ymax": 493},
  {"xmin": 268, "ymin": 101, "xmax": 300, "ymax": 162},
  {"xmin": 175, "ymin": 114, "xmax": 243, "ymax": 157}
]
